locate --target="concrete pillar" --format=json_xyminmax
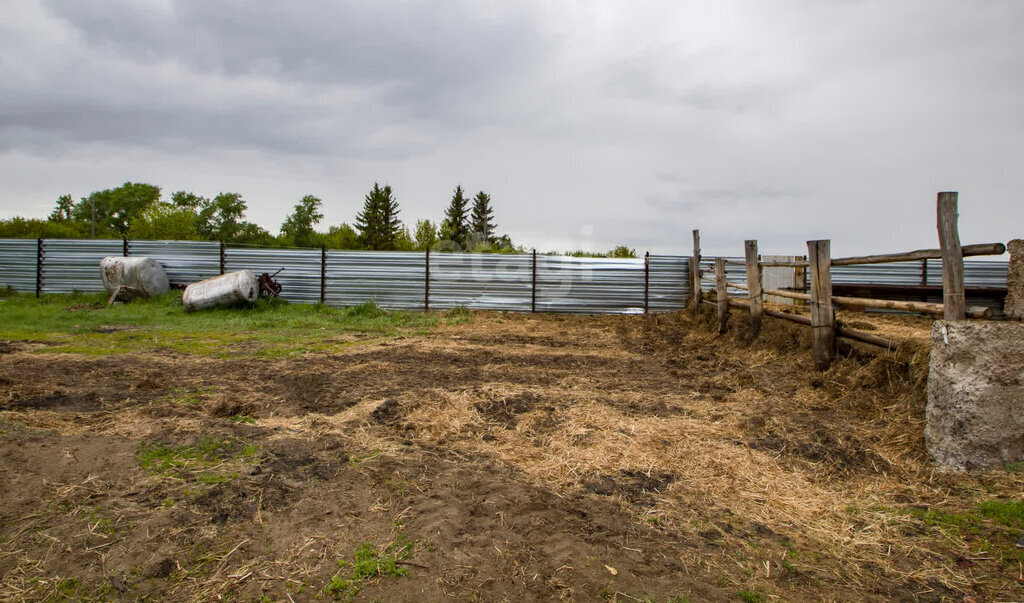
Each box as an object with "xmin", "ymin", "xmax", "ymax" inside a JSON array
[{"xmin": 925, "ymin": 321, "xmax": 1024, "ymax": 470}]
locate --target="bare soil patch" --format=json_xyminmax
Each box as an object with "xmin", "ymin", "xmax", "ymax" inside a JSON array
[{"xmin": 1, "ymin": 308, "xmax": 1022, "ymax": 601}]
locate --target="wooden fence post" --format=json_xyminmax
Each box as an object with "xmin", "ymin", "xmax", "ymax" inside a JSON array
[
  {"xmin": 744, "ymin": 240, "xmax": 763, "ymax": 336},
  {"xmin": 807, "ymin": 239, "xmax": 835, "ymax": 370},
  {"xmin": 795, "ymin": 255, "xmax": 808, "ymax": 306},
  {"xmin": 424, "ymin": 248, "xmax": 430, "ymax": 312},
  {"xmin": 691, "ymin": 230, "xmax": 702, "ymax": 314},
  {"xmin": 715, "ymin": 257, "xmax": 728, "ymax": 333},
  {"xmin": 937, "ymin": 191, "xmax": 966, "ymax": 321}
]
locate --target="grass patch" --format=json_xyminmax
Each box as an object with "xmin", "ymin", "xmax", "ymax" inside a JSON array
[
  {"xmin": 445, "ymin": 305, "xmax": 472, "ymax": 325},
  {"xmin": 323, "ymin": 537, "xmax": 413, "ymax": 600},
  {"xmin": 906, "ymin": 499, "xmax": 1024, "ymax": 565},
  {"xmin": 977, "ymin": 499, "xmax": 1024, "ymax": 528},
  {"xmin": 164, "ymin": 386, "xmax": 218, "ymax": 405},
  {"xmin": 0, "ymin": 292, "xmax": 439, "ymax": 357},
  {"xmin": 136, "ymin": 436, "xmax": 259, "ymax": 485},
  {"xmin": 229, "ymin": 414, "xmax": 256, "ymax": 424}
]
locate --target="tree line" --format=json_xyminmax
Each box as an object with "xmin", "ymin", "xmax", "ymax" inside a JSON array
[
  {"xmin": 0, "ymin": 180, "xmax": 636, "ymax": 257},
  {"xmin": 0, "ymin": 181, "xmax": 516, "ymax": 253}
]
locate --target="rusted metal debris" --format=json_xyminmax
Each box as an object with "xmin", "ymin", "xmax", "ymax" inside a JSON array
[{"xmin": 258, "ymin": 269, "xmax": 283, "ymax": 297}]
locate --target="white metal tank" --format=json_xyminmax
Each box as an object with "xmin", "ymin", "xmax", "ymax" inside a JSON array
[
  {"xmin": 99, "ymin": 256, "xmax": 170, "ymax": 298},
  {"xmin": 182, "ymin": 270, "xmax": 259, "ymax": 312}
]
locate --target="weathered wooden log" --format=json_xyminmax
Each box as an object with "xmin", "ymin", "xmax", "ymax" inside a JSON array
[
  {"xmin": 938, "ymin": 192, "xmax": 966, "ymax": 320},
  {"xmin": 832, "ymin": 294, "xmax": 993, "ymax": 318},
  {"xmin": 764, "ymin": 308, "xmax": 811, "ymax": 326},
  {"xmin": 836, "ymin": 323, "xmax": 897, "ymax": 350},
  {"xmin": 830, "ymin": 242, "xmax": 1005, "ymax": 266},
  {"xmin": 765, "ymin": 288, "xmax": 811, "ymax": 301},
  {"xmin": 745, "ymin": 240, "xmax": 763, "ymax": 337},
  {"xmin": 808, "ymin": 240, "xmax": 835, "ymax": 371},
  {"xmin": 715, "ymin": 257, "xmax": 729, "ymax": 334},
  {"xmin": 759, "ymin": 260, "xmax": 810, "ymax": 268}
]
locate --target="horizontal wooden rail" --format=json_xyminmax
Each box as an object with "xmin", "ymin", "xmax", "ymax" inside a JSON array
[
  {"xmin": 729, "ymin": 281, "xmax": 810, "ymax": 301},
  {"xmin": 836, "ymin": 322, "xmax": 897, "ymax": 350},
  {"xmin": 726, "ymin": 281, "xmax": 990, "ymax": 317},
  {"xmin": 759, "ymin": 260, "xmax": 809, "ymax": 268},
  {"xmin": 830, "ymin": 242, "xmax": 1005, "ymax": 266},
  {"xmin": 832, "ymin": 294, "xmax": 993, "ymax": 318},
  {"xmin": 765, "ymin": 308, "xmax": 810, "ymax": 326},
  {"xmin": 766, "ymin": 288, "xmax": 811, "ymax": 301},
  {"xmin": 723, "ymin": 299, "xmax": 898, "ymax": 350}
]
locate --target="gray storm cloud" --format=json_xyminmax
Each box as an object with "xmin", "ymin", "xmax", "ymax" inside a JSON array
[{"xmin": 1, "ymin": 0, "xmax": 1022, "ymax": 255}]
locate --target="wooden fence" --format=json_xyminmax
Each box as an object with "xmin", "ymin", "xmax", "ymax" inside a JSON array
[{"xmin": 690, "ymin": 192, "xmax": 1007, "ymax": 370}]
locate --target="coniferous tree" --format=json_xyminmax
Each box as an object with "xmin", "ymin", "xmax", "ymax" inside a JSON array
[
  {"xmin": 442, "ymin": 185, "xmax": 470, "ymax": 250},
  {"xmin": 470, "ymin": 191, "xmax": 497, "ymax": 245},
  {"xmin": 355, "ymin": 183, "xmax": 401, "ymax": 250}
]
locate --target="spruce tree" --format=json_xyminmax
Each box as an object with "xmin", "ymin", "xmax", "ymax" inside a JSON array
[
  {"xmin": 355, "ymin": 183, "xmax": 401, "ymax": 250},
  {"xmin": 442, "ymin": 185, "xmax": 470, "ymax": 250},
  {"xmin": 470, "ymin": 191, "xmax": 497, "ymax": 245}
]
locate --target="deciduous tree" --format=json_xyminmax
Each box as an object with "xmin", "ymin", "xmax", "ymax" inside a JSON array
[{"xmin": 280, "ymin": 195, "xmax": 324, "ymax": 247}]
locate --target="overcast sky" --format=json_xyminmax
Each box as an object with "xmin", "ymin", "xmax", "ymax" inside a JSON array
[{"xmin": 1, "ymin": 0, "xmax": 1021, "ymax": 256}]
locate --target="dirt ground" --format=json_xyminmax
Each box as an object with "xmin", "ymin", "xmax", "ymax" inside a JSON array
[{"xmin": 1, "ymin": 307, "xmax": 1023, "ymax": 601}]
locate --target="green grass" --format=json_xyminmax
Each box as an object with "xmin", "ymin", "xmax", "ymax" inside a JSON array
[
  {"xmin": 977, "ymin": 499, "xmax": 1024, "ymax": 528},
  {"xmin": 738, "ymin": 590, "xmax": 765, "ymax": 603},
  {"xmin": 906, "ymin": 498, "xmax": 1024, "ymax": 566},
  {"xmin": 323, "ymin": 537, "xmax": 413, "ymax": 600},
  {"xmin": 0, "ymin": 292, "xmax": 444, "ymax": 357},
  {"xmin": 136, "ymin": 436, "xmax": 260, "ymax": 486}
]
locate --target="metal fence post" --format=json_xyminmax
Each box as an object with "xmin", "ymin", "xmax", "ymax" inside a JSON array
[
  {"xmin": 35, "ymin": 238, "xmax": 43, "ymax": 297},
  {"xmin": 424, "ymin": 248, "xmax": 430, "ymax": 312},
  {"xmin": 531, "ymin": 249, "xmax": 537, "ymax": 313},
  {"xmin": 644, "ymin": 251, "xmax": 650, "ymax": 314},
  {"xmin": 320, "ymin": 245, "xmax": 326, "ymax": 305},
  {"xmin": 691, "ymin": 230, "xmax": 701, "ymax": 315},
  {"xmin": 219, "ymin": 241, "xmax": 226, "ymax": 275},
  {"xmin": 122, "ymin": 238, "xmax": 129, "ymax": 257}
]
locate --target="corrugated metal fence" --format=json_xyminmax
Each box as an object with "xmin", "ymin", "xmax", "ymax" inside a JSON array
[
  {"xmin": 0, "ymin": 239, "xmax": 1008, "ymax": 314},
  {"xmin": 0, "ymin": 239, "xmax": 689, "ymax": 314}
]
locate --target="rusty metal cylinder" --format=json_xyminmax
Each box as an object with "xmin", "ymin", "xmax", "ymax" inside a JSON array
[
  {"xmin": 99, "ymin": 256, "xmax": 170, "ymax": 298},
  {"xmin": 182, "ymin": 270, "xmax": 259, "ymax": 312}
]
